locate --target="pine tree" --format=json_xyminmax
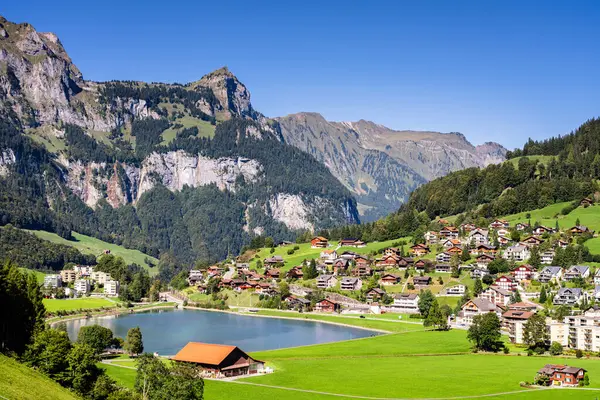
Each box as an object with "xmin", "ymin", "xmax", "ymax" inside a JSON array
[
  {"xmin": 539, "ymin": 286, "xmax": 547, "ymax": 303},
  {"xmin": 473, "ymin": 278, "xmax": 483, "ymax": 295},
  {"xmin": 423, "ymin": 299, "xmax": 448, "ymax": 330}
]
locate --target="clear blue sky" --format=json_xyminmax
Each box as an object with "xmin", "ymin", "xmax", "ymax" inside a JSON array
[{"xmin": 3, "ymin": 1, "xmax": 600, "ymax": 148}]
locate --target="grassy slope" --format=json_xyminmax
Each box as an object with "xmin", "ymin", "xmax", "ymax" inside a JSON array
[
  {"xmin": 0, "ymin": 354, "xmax": 79, "ymax": 400},
  {"xmin": 43, "ymin": 297, "xmax": 116, "ymax": 312},
  {"xmin": 26, "ymin": 229, "xmax": 159, "ymax": 274},
  {"xmin": 160, "ymin": 116, "xmax": 216, "ymax": 145},
  {"xmin": 507, "ymin": 155, "xmax": 555, "ymax": 167},
  {"xmin": 20, "ymin": 268, "xmax": 48, "ymax": 284}
]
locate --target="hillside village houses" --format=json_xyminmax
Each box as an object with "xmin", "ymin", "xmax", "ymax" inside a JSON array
[{"xmin": 392, "ymin": 293, "xmax": 419, "ymax": 312}]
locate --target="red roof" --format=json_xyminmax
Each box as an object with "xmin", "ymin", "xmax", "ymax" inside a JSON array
[{"xmin": 172, "ymin": 342, "xmax": 238, "ymax": 365}]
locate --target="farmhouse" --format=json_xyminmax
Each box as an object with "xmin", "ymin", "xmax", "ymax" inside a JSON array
[
  {"xmin": 286, "ymin": 267, "xmax": 304, "ymax": 280},
  {"xmin": 521, "ymin": 236, "xmax": 544, "ymax": 248},
  {"xmin": 446, "ymin": 246, "xmax": 463, "ymax": 255},
  {"xmin": 580, "ymin": 197, "xmax": 593, "ymax": 207},
  {"xmin": 380, "ymin": 274, "xmax": 400, "ymax": 285},
  {"xmin": 436, "ymin": 252, "xmax": 451, "ymax": 263},
  {"xmin": 316, "ymin": 274, "xmax": 337, "ymax": 289},
  {"xmin": 339, "ymin": 238, "xmax": 366, "ymax": 247},
  {"xmin": 375, "ymin": 254, "xmax": 400, "ymax": 268},
  {"xmin": 311, "ymin": 236, "xmax": 329, "ymax": 248},
  {"xmin": 264, "ymin": 256, "xmax": 284, "ymax": 267},
  {"xmin": 392, "ymin": 293, "xmax": 419, "ymax": 312},
  {"xmin": 384, "ymin": 247, "xmax": 402, "ymax": 257},
  {"xmin": 284, "ymin": 296, "xmax": 310, "ymax": 311},
  {"xmin": 332, "ymin": 258, "xmax": 350, "ymax": 275},
  {"xmin": 471, "ymin": 244, "xmax": 497, "ymax": 256},
  {"xmin": 171, "ymin": 342, "xmax": 264, "ymax": 378},
  {"xmin": 410, "ymin": 244, "xmax": 430, "ymax": 256},
  {"xmin": 314, "ymin": 298, "xmax": 340, "ymax": 313},
  {"xmin": 536, "ymin": 364, "xmax": 586, "ymax": 387},
  {"xmin": 414, "ymin": 259, "xmax": 428, "ymax": 271},
  {"xmin": 398, "ymin": 257, "xmax": 414, "ymax": 268}
]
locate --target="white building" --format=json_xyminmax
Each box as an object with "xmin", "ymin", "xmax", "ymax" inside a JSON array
[
  {"xmin": 316, "ymin": 274, "xmax": 337, "ymax": 289},
  {"xmin": 595, "ymin": 270, "xmax": 600, "ymax": 285},
  {"xmin": 44, "ymin": 274, "xmax": 62, "ymax": 289},
  {"xmin": 456, "ymin": 298, "xmax": 500, "ymax": 327},
  {"xmin": 479, "ymin": 286, "xmax": 512, "ymax": 307},
  {"xmin": 503, "ymin": 309, "xmax": 534, "ymax": 344},
  {"xmin": 541, "ymin": 250, "xmax": 555, "ymax": 265},
  {"xmin": 340, "ymin": 277, "xmax": 362, "ymax": 291},
  {"xmin": 91, "ymin": 271, "xmax": 112, "ymax": 285},
  {"xmin": 563, "ymin": 265, "xmax": 590, "ymax": 281},
  {"xmin": 104, "ymin": 280, "xmax": 120, "ymax": 297},
  {"xmin": 553, "ymin": 288, "xmax": 587, "ymax": 306},
  {"xmin": 436, "ymin": 252, "xmax": 451, "ymax": 263},
  {"xmin": 503, "ymin": 245, "xmax": 531, "ymax": 262},
  {"xmin": 538, "ymin": 266, "xmax": 563, "ymax": 283},
  {"xmin": 74, "ymin": 265, "xmax": 94, "ymax": 277},
  {"xmin": 392, "ymin": 293, "xmax": 420, "ymax": 312},
  {"xmin": 548, "ymin": 307, "xmax": 600, "ymax": 352},
  {"xmin": 443, "ymin": 284, "xmax": 466, "ymax": 296},
  {"xmin": 320, "ymin": 250, "xmax": 338, "ymax": 262},
  {"xmin": 74, "ymin": 279, "xmax": 90, "ymax": 294},
  {"xmin": 469, "ymin": 229, "xmax": 489, "ymax": 246}
]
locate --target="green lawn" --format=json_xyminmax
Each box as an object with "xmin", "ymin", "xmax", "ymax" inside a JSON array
[
  {"xmin": 0, "ymin": 354, "xmax": 78, "ymax": 400},
  {"xmin": 27, "ymin": 229, "xmax": 159, "ymax": 273},
  {"xmin": 43, "ymin": 297, "xmax": 116, "ymax": 312},
  {"xmin": 502, "ymin": 202, "xmax": 600, "ymax": 232},
  {"xmin": 99, "ymin": 363, "xmax": 137, "ymax": 389}
]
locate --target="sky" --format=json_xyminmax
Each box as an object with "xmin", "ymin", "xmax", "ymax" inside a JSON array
[{"xmin": 3, "ymin": 0, "xmax": 600, "ymax": 149}]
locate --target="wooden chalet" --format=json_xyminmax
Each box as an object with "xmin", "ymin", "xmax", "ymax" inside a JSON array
[
  {"xmin": 365, "ymin": 287, "xmax": 386, "ymax": 303},
  {"xmin": 264, "ymin": 256, "xmax": 284, "ymax": 267},
  {"xmin": 580, "ymin": 197, "xmax": 593, "ymax": 207},
  {"xmin": 379, "ymin": 273, "xmax": 400, "ymax": 285},
  {"xmin": 489, "ymin": 219, "xmax": 510, "ymax": 229},
  {"xmin": 333, "ymin": 258, "xmax": 350, "ymax": 275},
  {"xmin": 311, "ymin": 236, "xmax": 329, "ymax": 248},
  {"xmin": 339, "ymin": 238, "xmax": 366, "ymax": 247},
  {"xmin": 515, "ymin": 222, "xmax": 530, "ymax": 231},
  {"xmin": 384, "ymin": 247, "xmax": 402, "ymax": 257},
  {"xmin": 570, "ymin": 225, "xmax": 592, "ymax": 235},
  {"xmin": 414, "ymin": 259, "xmax": 428, "ymax": 271},
  {"xmin": 536, "ymin": 365, "xmax": 586, "ymax": 387},
  {"xmin": 352, "ymin": 265, "xmax": 373, "ymax": 277},
  {"xmin": 265, "ymin": 269, "xmax": 280, "ymax": 279},
  {"xmin": 410, "ymin": 244, "xmax": 430, "ymax": 256},
  {"xmin": 284, "ymin": 295, "xmax": 310, "ymax": 310},
  {"xmin": 413, "ymin": 276, "xmax": 431, "ymax": 286},
  {"xmin": 375, "ymin": 254, "xmax": 400, "ymax": 269},
  {"xmin": 521, "ymin": 236, "xmax": 544, "ymax": 248},
  {"xmin": 446, "ymin": 245, "xmax": 463, "ymax": 254},
  {"xmin": 355, "ymin": 255, "xmax": 371, "ymax": 267},
  {"xmin": 314, "ymin": 298, "xmax": 340, "ymax": 313},
  {"xmin": 398, "ymin": 257, "xmax": 414, "ymax": 268},
  {"xmin": 286, "ymin": 266, "xmax": 304, "ymax": 280},
  {"xmin": 439, "ymin": 226, "xmax": 459, "ymax": 239},
  {"xmin": 435, "ymin": 263, "xmax": 451, "ymax": 273},
  {"xmin": 171, "ymin": 342, "xmax": 264, "ymax": 378}
]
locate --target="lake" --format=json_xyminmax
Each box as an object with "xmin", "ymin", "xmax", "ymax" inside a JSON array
[{"xmin": 63, "ymin": 309, "xmax": 377, "ymax": 354}]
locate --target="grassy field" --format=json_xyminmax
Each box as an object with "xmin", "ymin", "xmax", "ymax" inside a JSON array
[
  {"xmin": 0, "ymin": 354, "xmax": 78, "ymax": 400},
  {"xmin": 160, "ymin": 116, "xmax": 216, "ymax": 145},
  {"xmin": 502, "ymin": 202, "xmax": 600, "ymax": 232},
  {"xmin": 26, "ymin": 229, "xmax": 159, "ymax": 273},
  {"xmin": 507, "ymin": 155, "xmax": 555, "ymax": 168},
  {"xmin": 43, "ymin": 297, "xmax": 117, "ymax": 312}
]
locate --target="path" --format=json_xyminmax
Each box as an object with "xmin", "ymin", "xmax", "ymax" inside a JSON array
[
  {"xmin": 160, "ymin": 291, "xmax": 184, "ymax": 305},
  {"xmin": 223, "ymin": 266, "xmax": 235, "ymax": 280}
]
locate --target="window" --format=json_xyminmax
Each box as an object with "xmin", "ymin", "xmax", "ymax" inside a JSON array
[{"xmin": 556, "ymin": 374, "xmax": 561, "ymax": 378}]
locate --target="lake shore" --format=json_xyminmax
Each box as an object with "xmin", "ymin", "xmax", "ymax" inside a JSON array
[{"xmin": 47, "ymin": 303, "xmax": 178, "ymax": 326}]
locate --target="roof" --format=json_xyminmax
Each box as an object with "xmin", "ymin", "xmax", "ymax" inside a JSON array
[
  {"xmin": 485, "ymin": 285, "xmax": 512, "ymax": 296},
  {"xmin": 321, "ymin": 249, "xmax": 335, "ymax": 254},
  {"xmin": 567, "ymin": 265, "xmax": 589, "ymax": 274},
  {"xmin": 171, "ymin": 342, "xmax": 239, "ymax": 366},
  {"xmin": 381, "ymin": 273, "xmax": 399, "ymax": 279},
  {"xmin": 502, "ymin": 310, "xmax": 534, "ymax": 320},
  {"xmin": 394, "ymin": 293, "xmax": 418, "ymax": 300},
  {"xmin": 557, "ymin": 287, "xmax": 582, "ymax": 296},
  {"xmin": 538, "ymin": 364, "xmax": 586, "ymax": 376},
  {"xmin": 541, "ymin": 266, "xmax": 562, "ymax": 275},
  {"xmin": 317, "ymin": 274, "xmax": 334, "ymax": 281},
  {"xmin": 469, "ymin": 298, "xmax": 497, "ymax": 312},
  {"xmin": 341, "ymin": 277, "xmax": 360, "ymax": 284}
]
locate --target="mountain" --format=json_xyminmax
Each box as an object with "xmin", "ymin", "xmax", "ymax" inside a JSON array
[
  {"xmin": 0, "ymin": 16, "xmax": 359, "ymax": 266},
  {"xmin": 276, "ymin": 113, "xmax": 506, "ymax": 221}
]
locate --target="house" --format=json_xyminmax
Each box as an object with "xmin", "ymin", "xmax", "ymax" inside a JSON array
[
  {"xmin": 188, "ymin": 269, "xmax": 204, "ymax": 285},
  {"xmin": 392, "ymin": 293, "xmax": 420, "ymax": 312},
  {"xmin": 503, "ymin": 245, "xmax": 531, "ymax": 262},
  {"xmin": 443, "ymin": 284, "xmax": 466, "ymax": 296},
  {"xmin": 436, "ymin": 252, "xmax": 451, "ymax": 263},
  {"xmin": 515, "ymin": 222, "xmax": 530, "ymax": 231},
  {"xmin": 286, "ymin": 267, "xmax": 304, "ymax": 280},
  {"xmin": 553, "ymin": 287, "xmax": 586, "ymax": 306},
  {"xmin": 435, "ymin": 263, "xmax": 452, "ymax": 273},
  {"xmin": 580, "ymin": 197, "xmax": 593, "ymax": 207},
  {"xmin": 521, "ymin": 236, "xmax": 544, "ymax": 248},
  {"xmin": 73, "ymin": 265, "xmax": 93, "ymax": 277},
  {"xmin": 384, "ymin": 247, "xmax": 402, "ymax": 257},
  {"xmin": 339, "ymin": 238, "xmax": 366, "ymax": 247},
  {"xmin": 497, "ymin": 236, "xmax": 511, "ymax": 246},
  {"xmin": 44, "ymin": 274, "xmax": 62, "ymax": 288},
  {"xmin": 557, "ymin": 239, "xmax": 569, "ymax": 249},
  {"xmin": 355, "ymin": 255, "xmax": 371, "ymax": 268},
  {"xmin": 171, "ymin": 342, "xmax": 264, "ymax": 378},
  {"xmin": 460, "ymin": 223, "xmax": 477, "ymax": 232},
  {"xmin": 91, "ymin": 271, "xmax": 112, "ymax": 285},
  {"xmin": 340, "ymin": 277, "xmax": 362, "ymax": 291},
  {"xmin": 264, "ymin": 256, "xmax": 284, "ymax": 267},
  {"xmin": 314, "ymin": 298, "xmax": 340, "ymax": 313},
  {"xmin": 365, "ymin": 288, "xmax": 386, "ymax": 303},
  {"xmin": 375, "ymin": 254, "xmax": 400, "ymax": 269},
  {"xmin": 439, "ymin": 226, "xmax": 459, "ymax": 239},
  {"xmin": 332, "ymin": 258, "xmax": 350, "ymax": 275},
  {"xmin": 265, "ymin": 269, "xmax": 280, "ymax": 279},
  {"xmin": 311, "ymin": 236, "xmax": 329, "ymax": 248},
  {"xmin": 446, "ymin": 246, "xmax": 463, "ymax": 255},
  {"xmin": 340, "ymin": 251, "xmax": 360, "ymax": 260},
  {"xmin": 284, "ymin": 296, "xmax": 311, "ymax": 310},
  {"xmin": 207, "ymin": 266, "xmax": 224, "ymax": 277},
  {"xmin": 352, "ymin": 265, "xmax": 373, "ymax": 277},
  {"xmin": 316, "ymin": 274, "xmax": 337, "ymax": 289},
  {"xmin": 379, "ymin": 274, "xmax": 400, "ymax": 286},
  {"xmin": 74, "ymin": 279, "xmax": 90, "ymax": 294},
  {"xmin": 236, "ymin": 263, "xmax": 250, "ymax": 272},
  {"xmin": 470, "ymin": 244, "xmax": 497, "ymax": 256},
  {"xmin": 502, "ymin": 309, "xmax": 534, "ymax": 344},
  {"xmin": 414, "ymin": 259, "xmax": 429, "ymax": 271},
  {"xmin": 541, "ymin": 250, "xmax": 555, "ymax": 265},
  {"xmin": 60, "ymin": 270, "xmax": 77, "ymax": 283},
  {"xmin": 104, "ymin": 280, "xmax": 120, "ymax": 297},
  {"xmin": 456, "ymin": 298, "xmax": 500, "ymax": 327},
  {"xmin": 476, "ymin": 254, "xmax": 495, "ymax": 268},
  {"xmin": 489, "ymin": 219, "xmax": 510, "ymax": 230},
  {"xmin": 563, "ymin": 265, "xmax": 590, "ymax": 281},
  {"xmin": 442, "ymin": 238, "xmax": 462, "ymax": 249},
  {"xmin": 413, "ymin": 276, "xmax": 431, "ymax": 286},
  {"xmin": 469, "ymin": 229, "xmax": 489, "ymax": 246},
  {"xmin": 539, "ymin": 266, "xmax": 563, "ymax": 283},
  {"xmin": 533, "ymin": 226, "xmax": 553, "ymax": 236},
  {"xmin": 536, "ymin": 365, "xmax": 586, "ymax": 387},
  {"xmin": 471, "ymin": 267, "xmax": 490, "ymax": 279},
  {"xmin": 511, "ymin": 264, "xmax": 535, "ymax": 281},
  {"xmin": 496, "ymin": 228, "xmax": 510, "ymax": 238},
  {"xmin": 409, "ymin": 244, "xmax": 430, "ymax": 256},
  {"xmin": 398, "ymin": 257, "xmax": 414, "ymax": 268},
  {"xmin": 320, "ymin": 249, "xmax": 338, "ymax": 261},
  {"xmin": 593, "ymin": 286, "xmax": 600, "ymax": 301},
  {"xmin": 570, "ymin": 225, "xmax": 593, "ymax": 235},
  {"xmin": 494, "ymin": 275, "xmax": 517, "ymax": 291},
  {"xmin": 479, "ymin": 285, "xmax": 512, "ymax": 306},
  {"xmin": 595, "ymin": 269, "xmax": 600, "ymax": 285},
  {"xmin": 424, "ymin": 231, "xmax": 439, "ymax": 244}
]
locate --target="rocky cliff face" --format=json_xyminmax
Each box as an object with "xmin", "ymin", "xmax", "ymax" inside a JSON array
[{"xmin": 276, "ymin": 113, "xmax": 507, "ymax": 220}]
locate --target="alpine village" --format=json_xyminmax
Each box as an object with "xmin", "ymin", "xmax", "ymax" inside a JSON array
[{"xmin": 2, "ymin": 7, "xmax": 600, "ymax": 400}]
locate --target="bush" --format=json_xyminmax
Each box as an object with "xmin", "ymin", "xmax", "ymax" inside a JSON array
[
  {"xmin": 287, "ymin": 249, "xmax": 295, "ymax": 255},
  {"xmin": 576, "ymin": 349, "xmax": 583, "ymax": 358},
  {"xmin": 503, "ymin": 346, "xmax": 510, "ymax": 354},
  {"xmin": 527, "ymin": 349, "xmax": 534, "ymax": 356},
  {"xmin": 182, "ymin": 299, "xmax": 188, "ymax": 307},
  {"xmin": 549, "ymin": 341, "xmax": 563, "ymax": 356}
]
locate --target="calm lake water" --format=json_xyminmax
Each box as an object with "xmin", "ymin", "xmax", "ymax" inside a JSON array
[{"xmin": 63, "ymin": 309, "xmax": 377, "ymax": 354}]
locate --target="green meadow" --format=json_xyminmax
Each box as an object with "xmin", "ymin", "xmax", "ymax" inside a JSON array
[{"xmin": 43, "ymin": 297, "xmax": 116, "ymax": 312}]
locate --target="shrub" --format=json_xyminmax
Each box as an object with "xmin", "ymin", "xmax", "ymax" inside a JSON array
[
  {"xmin": 182, "ymin": 299, "xmax": 188, "ymax": 306},
  {"xmin": 549, "ymin": 341, "xmax": 563, "ymax": 356},
  {"xmin": 287, "ymin": 249, "xmax": 295, "ymax": 255},
  {"xmin": 527, "ymin": 349, "xmax": 534, "ymax": 356},
  {"xmin": 584, "ymin": 374, "xmax": 590, "ymax": 386},
  {"xmin": 503, "ymin": 346, "xmax": 510, "ymax": 354},
  {"xmin": 576, "ymin": 349, "xmax": 583, "ymax": 358}
]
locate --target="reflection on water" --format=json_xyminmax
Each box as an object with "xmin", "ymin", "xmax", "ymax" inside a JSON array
[{"xmin": 63, "ymin": 309, "xmax": 377, "ymax": 354}]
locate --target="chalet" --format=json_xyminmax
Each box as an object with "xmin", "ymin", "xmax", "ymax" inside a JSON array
[
  {"xmin": 439, "ymin": 226, "xmax": 459, "ymax": 239},
  {"xmin": 355, "ymin": 255, "xmax": 371, "ymax": 267},
  {"xmin": 254, "ymin": 282, "xmax": 273, "ymax": 294},
  {"xmin": 496, "ymin": 228, "xmax": 510, "ymax": 238},
  {"xmin": 503, "ymin": 245, "xmax": 531, "ymax": 262},
  {"xmin": 435, "ymin": 263, "xmax": 452, "ymax": 273},
  {"xmin": 241, "ymin": 270, "xmax": 262, "ymax": 281},
  {"xmin": 541, "ymin": 250, "xmax": 555, "ymax": 265},
  {"xmin": 456, "ymin": 298, "xmax": 500, "ymax": 327},
  {"xmin": 533, "ymin": 226, "xmax": 553, "ymax": 236},
  {"xmin": 480, "ymin": 285, "xmax": 512, "ymax": 306},
  {"xmin": 476, "ymin": 254, "xmax": 495, "ymax": 268},
  {"xmin": 332, "ymin": 258, "xmax": 350, "ymax": 275},
  {"xmin": 316, "ymin": 263, "xmax": 329, "ymax": 274},
  {"xmin": 538, "ymin": 266, "xmax": 563, "ymax": 283},
  {"xmin": 442, "ymin": 238, "xmax": 462, "ymax": 249},
  {"xmin": 580, "ymin": 197, "xmax": 593, "ymax": 207},
  {"xmin": 171, "ymin": 342, "xmax": 264, "ymax": 378},
  {"xmin": 444, "ymin": 284, "xmax": 466, "ymax": 296},
  {"xmin": 340, "ymin": 251, "xmax": 360, "ymax": 260},
  {"xmin": 471, "ymin": 267, "xmax": 489, "ymax": 279},
  {"xmin": 236, "ymin": 263, "xmax": 250, "ymax": 271},
  {"xmin": 340, "ymin": 238, "xmax": 366, "ymax": 247},
  {"xmin": 494, "ymin": 275, "xmax": 517, "ymax": 292},
  {"xmin": 498, "ymin": 236, "xmax": 511, "ymax": 246},
  {"xmin": 557, "ymin": 239, "xmax": 569, "ymax": 249},
  {"xmin": 398, "ymin": 257, "xmax": 414, "ymax": 268},
  {"xmin": 284, "ymin": 296, "xmax": 310, "ymax": 310},
  {"xmin": 502, "ymin": 309, "xmax": 534, "ymax": 344},
  {"xmin": 410, "ymin": 244, "xmax": 430, "ymax": 256},
  {"xmin": 238, "ymin": 281, "xmax": 258, "ymax": 291},
  {"xmin": 521, "ymin": 236, "xmax": 544, "ymax": 248},
  {"xmin": 414, "ymin": 259, "xmax": 428, "ymax": 271},
  {"xmin": 340, "ymin": 277, "xmax": 362, "ymax": 291},
  {"xmin": 286, "ymin": 267, "xmax": 304, "ymax": 280},
  {"xmin": 380, "ymin": 274, "xmax": 400, "ymax": 286},
  {"xmin": 384, "ymin": 247, "xmax": 402, "ymax": 257},
  {"xmin": 515, "ymin": 222, "xmax": 530, "ymax": 231},
  {"xmin": 594, "ymin": 269, "xmax": 600, "ymax": 285},
  {"xmin": 365, "ymin": 288, "xmax": 386, "ymax": 303},
  {"xmin": 469, "ymin": 229, "xmax": 489, "ymax": 246},
  {"xmin": 278, "ymin": 240, "xmax": 293, "ymax": 247},
  {"xmin": 392, "ymin": 293, "xmax": 419, "ymax": 312},
  {"xmin": 446, "ymin": 246, "xmax": 463, "ymax": 255},
  {"xmin": 460, "ymin": 223, "xmax": 477, "ymax": 232},
  {"xmin": 315, "ymin": 298, "xmax": 340, "ymax": 313},
  {"xmin": 311, "ymin": 236, "xmax": 329, "ymax": 248},
  {"xmin": 265, "ymin": 269, "xmax": 280, "ymax": 279},
  {"xmin": 563, "ymin": 265, "xmax": 590, "ymax": 281},
  {"xmin": 424, "ymin": 231, "xmax": 439, "ymax": 244},
  {"xmin": 352, "ymin": 265, "xmax": 373, "ymax": 277},
  {"xmin": 489, "ymin": 219, "xmax": 510, "ymax": 230},
  {"xmin": 553, "ymin": 287, "xmax": 587, "ymax": 306},
  {"xmin": 207, "ymin": 266, "xmax": 224, "ymax": 277},
  {"xmin": 413, "ymin": 276, "xmax": 431, "ymax": 286},
  {"xmin": 511, "ymin": 265, "xmax": 535, "ymax": 281},
  {"xmin": 570, "ymin": 225, "xmax": 592, "ymax": 235},
  {"xmin": 219, "ymin": 278, "xmax": 233, "ymax": 289},
  {"xmin": 316, "ymin": 274, "xmax": 337, "ymax": 289},
  {"xmin": 471, "ymin": 244, "xmax": 497, "ymax": 256},
  {"xmin": 536, "ymin": 364, "xmax": 586, "ymax": 387},
  {"xmin": 264, "ymin": 256, "xmax": 284, "ymax": 267},
  {"xmin": 320, "ymin": 249, "xmax": 338, "ymax": 262},
  {"xmin": 188, "ymin": 270, "xmax": 204, "ymax": 285},
  {"xmin": 375, "ymin": 254, "xmax": 400, "ymax": 269},
  {"xmin": 436, "ymin": 252, "xmax": 451, "ymax": 263}
]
